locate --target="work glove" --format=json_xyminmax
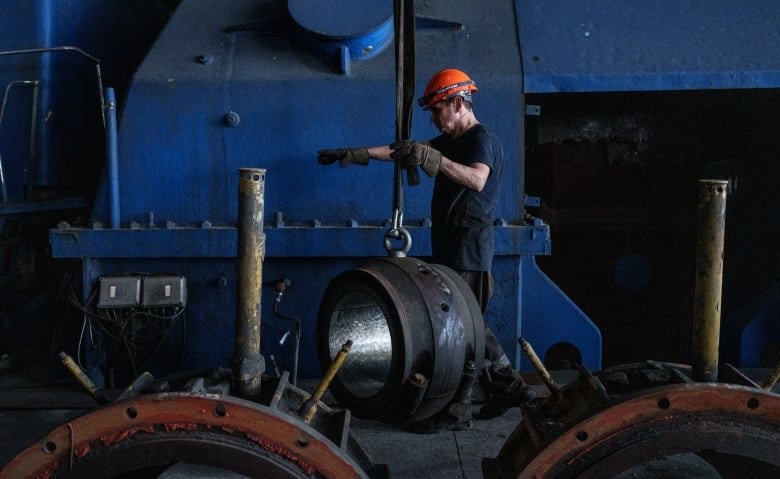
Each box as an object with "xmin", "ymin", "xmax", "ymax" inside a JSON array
[
  {"xmin": 390, "ymin": 141, "xmax": 441, "ymax": 177},
  {"xmin": 317, "ymin": 147, "xmax": 370, "ymax": 167}
]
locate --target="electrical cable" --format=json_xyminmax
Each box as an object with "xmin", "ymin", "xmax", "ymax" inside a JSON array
[{"xmin": 66, "ymin": 277, "xmax": 186, "ymax": 385}]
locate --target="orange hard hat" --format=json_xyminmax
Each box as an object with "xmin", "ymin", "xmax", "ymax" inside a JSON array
[{"xmin": 418, "ymin": 68, "xmax": 478, "ymax": 110}]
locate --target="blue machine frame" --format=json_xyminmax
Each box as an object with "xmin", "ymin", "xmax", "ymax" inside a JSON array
[
  {"xmin": 2, "ymin": 0, "xmax": 776, "ymax": 382},
  {"xmin": 47, "ymin": 0, "xmax": 602, "ymax": 381}
]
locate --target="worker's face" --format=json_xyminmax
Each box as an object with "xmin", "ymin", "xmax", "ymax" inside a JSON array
[{"xmin": 428, "ymin": 98, "xmax": 459, "ymax": 135}]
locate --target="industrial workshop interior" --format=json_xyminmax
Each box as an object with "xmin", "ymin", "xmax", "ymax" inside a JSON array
[{"xmin": 0, "ymin": 1, "xmax": 778, "ymax": 478}]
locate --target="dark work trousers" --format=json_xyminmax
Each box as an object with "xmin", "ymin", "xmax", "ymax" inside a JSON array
[{"xmin": 459, "ymin": 270, "xmax": 511, "ymax": 370}]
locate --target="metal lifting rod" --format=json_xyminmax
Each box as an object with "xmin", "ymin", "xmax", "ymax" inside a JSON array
[{"xmin": 384, "ymin": 0, "xmax": 416, "ymax": 257}]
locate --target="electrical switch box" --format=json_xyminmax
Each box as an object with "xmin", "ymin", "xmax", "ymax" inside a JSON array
[
  {"xmin": 97, "ymin": 276, "xmax": 142, "ymax": 309},
  {"xmin": 141, "ymin": 276, "xmax": 187, "ymax": 308}
]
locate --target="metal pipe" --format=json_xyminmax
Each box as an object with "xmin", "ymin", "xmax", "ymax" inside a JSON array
[
  {"xmin": 0, "ymin": 46, "xmax": 105, "ymax": 127},
  {"xmin": 234, "ymin": 168, "xmax": 267, "ymax": 397},
  {"xmin": 114, "ymin": 371, "xmax": 154, "ymax": 402},
  {"xmin": 691, "ymin": 179, "xmax": 728, "ymax": 382},
  {"xmin": 59, "ymin": 351, "xmax": 98, "ymax": 397},
  {"xmin": 300, "ymin": 339, "xmax": 352, "ymax": 423},
  {"xmin": 104, "ymin": 88, "xmax": 120, "ymax": 229},
  {"xmin": 25, "ymin": 81, "xmax": 39, "ymax": 199},
  {"xmin": 762, "ymin": 361, "xmax": 780, "ymax": 391},
  {"xmin": 519, "ymin": 336, "xmax": 561, "ymax": 398}
]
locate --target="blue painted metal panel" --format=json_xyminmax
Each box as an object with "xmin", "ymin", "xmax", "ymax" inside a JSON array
[
  {"xmin": 75, "ymin": 253, "xmax": 586, "ymax": 381},
  {"xmin": 518, "ymin": 256, "xmax": 602, "ymax": 370},
  {"xmin": 89, "ymin": 0, "xmax": 526, "ymax": 227},
  {"xmin": 719, "ymin": 284, "xmax": 780, "ymax": 368},
  {"xmin": 739, "ymin": 295, "xmax": 780, "ymax": 368},
  {"xmin": 516, "ymin": 0, "xmax": 780, "ymax": 93},
  {"xmin": 50, "ymin": 223, "xmax": 552, "ymax": 259}
]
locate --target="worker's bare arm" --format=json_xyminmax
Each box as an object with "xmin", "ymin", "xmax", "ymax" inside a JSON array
[
  {"xmin": 439, "ymin": 158, "xmax": 490, "ymax": 192},
  {"xmin": 366, "ymin": 145, "xmax": 394, "ymax": 161}
]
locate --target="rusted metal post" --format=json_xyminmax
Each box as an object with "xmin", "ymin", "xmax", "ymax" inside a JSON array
[
  {"xmin": 691, "ymin": 179, "xmax": 728, "ymax": 382},
  {"xmin": 59, "ymin": 351, "xmax": 100, "ymax": 399},
  {"xmin": 300, "ymin": 340, "xmax": 352, "ymax": 423},
  {"xmin": 234, "ymin": 168, "xmax": 267, "ymax": 396},
  {"xmin": 762, "ymin": 361, "xmax": 780, "ymax": 391},
  {"xmin": 519, "ymin": 337, "xmax": 561, "ymax": 398}
]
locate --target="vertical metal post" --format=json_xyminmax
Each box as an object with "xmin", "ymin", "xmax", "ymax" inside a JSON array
[
  {"xmin": 105, "ymin": 87, "xmax": 120, "ymax": 229},
  {"xmin": 234, "ymin": 168, "xmax": 266, "ymax": 396},
  {"xmin": 25, "ymin": 80, "xmax": 39, "ymax": 200},
  {"xmin": 692, "ymin": 179, "xmax": 728, "ymax": 382}
]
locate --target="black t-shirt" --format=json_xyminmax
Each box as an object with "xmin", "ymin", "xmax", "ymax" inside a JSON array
[{"xmin": 429, "ymin": 124, "xmax": 503, "ymax": 271}]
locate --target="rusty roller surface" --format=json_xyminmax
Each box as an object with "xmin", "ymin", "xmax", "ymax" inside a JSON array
[
  {"xmin": 483, "ymin": 361, "xmax": 780, "ymax": 479},
  {"xmin": 0, "ymin": 393, "xmax": 371, "ymax": 479},
  {"xmin": 518, "ymin": 384, "xmax": 779, "ymax": 478},
  {"xmin": 317, "ymin": 256, "xmax": 485, "ymax": 423}
]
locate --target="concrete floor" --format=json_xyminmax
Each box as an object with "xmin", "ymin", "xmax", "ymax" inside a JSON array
[{"xmin": 348, "ymin": 400, "xmax": 722, "ymax": 479}]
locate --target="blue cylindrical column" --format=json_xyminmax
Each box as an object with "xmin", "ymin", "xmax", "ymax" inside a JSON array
[{"xmin": 105, "ymin": 87, "xmax": 120, "ymax": 229}]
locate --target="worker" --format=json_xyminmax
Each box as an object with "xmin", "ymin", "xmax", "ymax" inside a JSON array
[{"xmin": 318, "ymin": 68, "xmax": 533, "ymax": 433}]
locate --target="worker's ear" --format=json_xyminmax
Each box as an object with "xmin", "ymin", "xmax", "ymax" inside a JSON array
[{"xmin": 453, "ymin": 96, "xmax": 464, "ymax": 112}]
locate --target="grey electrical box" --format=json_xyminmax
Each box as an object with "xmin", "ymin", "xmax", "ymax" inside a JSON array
[
  {"xmin": 141, "ymin": 276, "xmax": 187, "ymax": 308},
  {"xmin": 98, "ymin": 276, "xmax": 142, "ymax": 309}
]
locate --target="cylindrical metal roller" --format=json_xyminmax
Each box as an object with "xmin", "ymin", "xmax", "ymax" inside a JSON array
[{"xmin": 317, "ymin": 256, "xmax": 485, "ymax": 423}]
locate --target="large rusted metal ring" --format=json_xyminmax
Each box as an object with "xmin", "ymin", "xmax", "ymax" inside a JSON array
[
  {"xmin": 514, "ymin": 383, "xmax": 780, "ymax": 478},
  {"xmin": 0, "ymin": 393, "xmax": 369, "ymax": 479}
]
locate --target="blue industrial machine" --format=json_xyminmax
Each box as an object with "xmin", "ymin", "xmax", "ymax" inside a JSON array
[
  {"xmin": 1, "ymin": 0, "xmax": 778, "ymax": 389},
  {"xmin": 41, "ymin": 0, "xmax": 602, "ymax": 385},
  {"xmin": 1, "ymin": 1, "xmax": 780, "ymax": 478}
]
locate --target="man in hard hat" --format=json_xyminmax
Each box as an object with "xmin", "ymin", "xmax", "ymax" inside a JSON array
[{"xmin": 319, "ymin": 68, "xmax": 533, "ymax": 432}]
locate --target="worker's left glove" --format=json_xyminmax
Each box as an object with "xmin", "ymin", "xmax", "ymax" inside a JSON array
[
  {"xmin": 390, "ymin": 141, "xmax": 441, "ymax": 177},
  {"xmin": 317, "ymin": 147, "xmax": 370, "ymax": 167}
]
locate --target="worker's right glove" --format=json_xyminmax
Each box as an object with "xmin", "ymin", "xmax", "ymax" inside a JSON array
[
  {"xmin": 317, "ymin": 147, "xmax": 370, "ymax": 167},
  {"xmin": 389, "ymin": 141, "xmax": 441, "ymax": 177}
]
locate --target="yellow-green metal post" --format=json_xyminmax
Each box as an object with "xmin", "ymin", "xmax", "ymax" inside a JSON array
[
  {"xmin": 234, "ymin": 168, "xmax": 267, "ymax": 396},
  {"xmin": 519, "ymin": 337, "xmax": 561, "ymax": 398},
  {"xmin": 59, "ymin": 351, "xmax": 99, "ymax": 398},
  {"xmin": 300, "ymin": 340, "xmax": 352, "ymax": 423},
  {"xmin": 762, "ymin": 361, "xmax": 780, "ymax": 391},
  {"xmin": 692, "ymin": 179, "xmax": 728, "ymax": 382}
]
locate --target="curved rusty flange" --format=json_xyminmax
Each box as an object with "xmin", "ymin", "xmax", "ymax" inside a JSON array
[
  {"xmin": 0, "ymin": 393, "xmax": 369, "ymax": 479},
  {"xmin": 490, "ymin": 383, "xmax": 780, "ymax": 479}
]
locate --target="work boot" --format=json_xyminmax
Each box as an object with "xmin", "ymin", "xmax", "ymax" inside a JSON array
[{"xmin": 477, "ymin": 366, "xmax": 535, "ymax": 419}]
